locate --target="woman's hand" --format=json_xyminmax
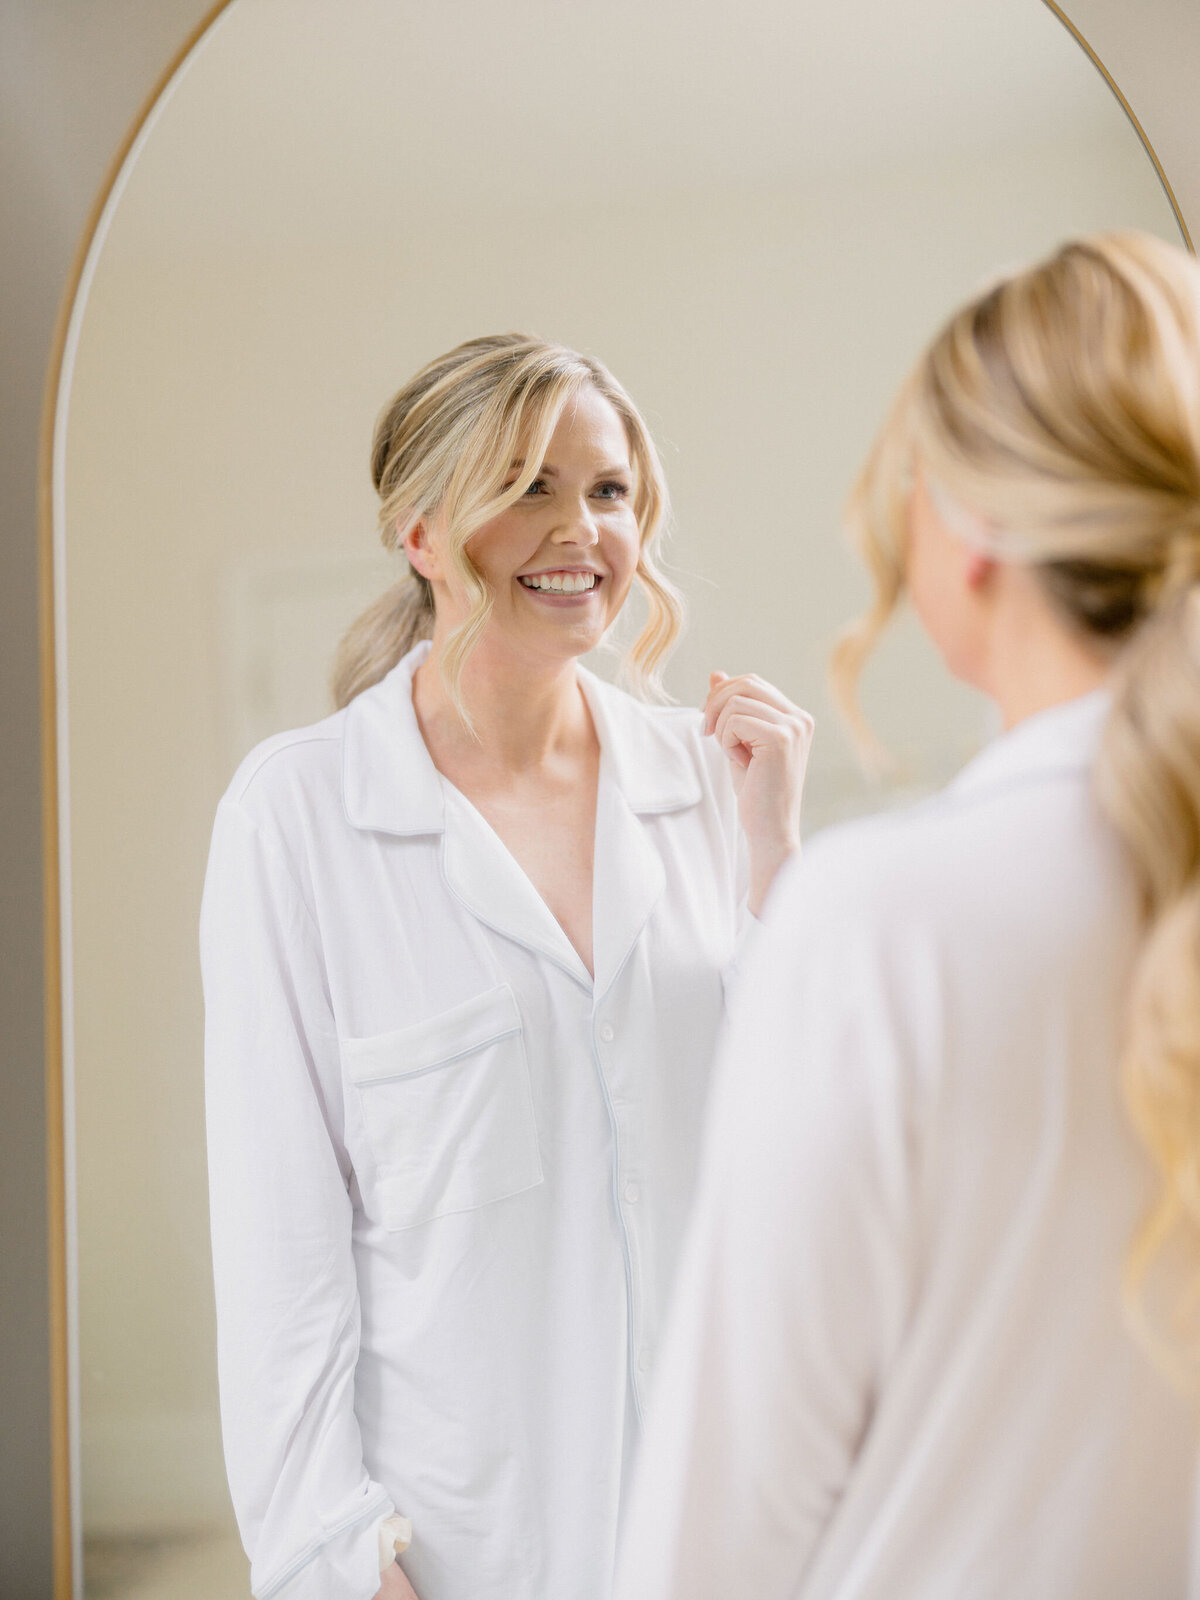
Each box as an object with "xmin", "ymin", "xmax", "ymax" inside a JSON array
[
  {"xmin": 374, "ymin": 1561, "xmax": 420, "ymax": 1600},
  {"xmin": 703, "ymin": 670, "xmax": 815, "ymax": 915}
]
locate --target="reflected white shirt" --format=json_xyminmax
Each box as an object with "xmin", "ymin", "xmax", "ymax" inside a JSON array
[
  {"xmin": 200, "ymin": 642, "xmax": 745, "ymax": 1600},
  {"xmin": 615, "ymin": 690, "xmax": 1199, "ymax": 1600}
]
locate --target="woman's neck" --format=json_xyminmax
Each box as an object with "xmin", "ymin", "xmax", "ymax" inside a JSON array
[
  {"xmin": 412, "ymin": 635, "xmax": 594, "ymax": 775},
  {"xmin": 982, "ymin": 567, "xmax": 1113, "ymax": 730}
]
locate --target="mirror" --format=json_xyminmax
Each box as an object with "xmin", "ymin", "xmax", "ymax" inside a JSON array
[{"xmin": 54, "ymin": 0, "xmax": 1183, "ymax": 1593}]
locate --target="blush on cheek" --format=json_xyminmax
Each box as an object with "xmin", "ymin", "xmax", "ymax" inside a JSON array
[{"xmin": 607, "ymin": 554, "xmax": 640, "ymax": 606}]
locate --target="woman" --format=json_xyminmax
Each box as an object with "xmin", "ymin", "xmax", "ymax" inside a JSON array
[
  {"xmin": 614, "ymin": 233, "xmax": 1200, "ymax": 1600},
  {"xmin": 200, "ymin": 334, "xmax": 813, "ymax": 1600}
]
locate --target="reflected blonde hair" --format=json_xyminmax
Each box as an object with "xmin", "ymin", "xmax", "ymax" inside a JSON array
[
  {"xmin": 832, "ymin": 232, "xmax": 1200, "ymax": 1383},
  {"xmin": 332, "ymin": 334, "xmax": 683, "ymax": 721}
]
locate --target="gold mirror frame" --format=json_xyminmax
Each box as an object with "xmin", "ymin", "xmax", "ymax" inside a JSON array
[{"xmin": 37, "ymin": 2, "xmax": 1194, "ymax": 1594}]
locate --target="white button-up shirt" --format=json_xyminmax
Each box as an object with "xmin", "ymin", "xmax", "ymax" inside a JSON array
[
  {"xmin": 201, "ymin": 642, "xmax": 745, "ymax": 1600},
  {"xmin": 616, "ymin": 690, "xmax": 1200, "ymax": 1600}
]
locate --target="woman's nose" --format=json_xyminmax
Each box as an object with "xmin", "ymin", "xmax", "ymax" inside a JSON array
[{"xmin": 552, "ymin": 500, "xmax": 600, "ymax": 544}]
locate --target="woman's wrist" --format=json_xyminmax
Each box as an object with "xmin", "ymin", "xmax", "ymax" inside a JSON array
[
  {"xmin": 747, "ymin": 838, "xmax": 800, "ymax": 916},
  {"xmin": 374, "ymin": 1559, "xmax": 419, "ymax": 1599}
]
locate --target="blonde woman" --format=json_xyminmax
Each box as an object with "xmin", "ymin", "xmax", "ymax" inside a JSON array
[
  {"xmin": 615, "ymin": 233, "xmax": 1200, "ymax": 1600},
  {"xmin": 200, "ymin": 334, "xmax": 813, "ymax": 1600}
]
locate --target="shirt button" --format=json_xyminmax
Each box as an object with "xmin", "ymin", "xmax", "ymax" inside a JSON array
[
  {"xmin": 623, "ymin": 1181, "xmax": 640, "ymax": 1204},
  {"xmin": 599, "ymin": 1022, "xmax": 615, "ymax": 1043},
  {"xmin": 637, "ymin": 1352, "xmax": 650, "ymax": 1373}
]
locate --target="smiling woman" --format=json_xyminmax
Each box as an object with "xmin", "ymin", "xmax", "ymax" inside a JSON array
[
  {"xmin": 42, "ymin": 0, "xmax": 1191, "ymax": 1596},
  {"xmin": 331, "ymin": 335, "xmax": 682, "ymax": 721},
  {"xmin": 200, "ymin": 330, "xmax": 812, "ymax": 1600}
]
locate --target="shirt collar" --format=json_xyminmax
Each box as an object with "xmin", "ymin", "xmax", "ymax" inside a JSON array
[
  {"xmin": 341, "ymin": 641, "xmax": 701, "ymax": 836},
  {"xmin": 947, "ymin": 686, "xmax": 1113, "ymax": 802}
]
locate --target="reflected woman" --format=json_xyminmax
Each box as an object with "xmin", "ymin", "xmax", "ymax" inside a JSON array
[
  {"xmin": 200, "ymin": 335, "xmax": 813, "ymax": 1600},
  {"xmin": 614, "ymin": 233, "xmax": 1200, "ymax": 1599}
]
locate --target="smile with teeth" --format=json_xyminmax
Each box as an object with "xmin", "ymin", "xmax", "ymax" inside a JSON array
[{"xmin": 518, "ymin": 572, "xmax": 599, "ymax": 593}]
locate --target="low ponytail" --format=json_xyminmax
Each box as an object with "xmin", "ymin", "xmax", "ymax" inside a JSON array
[
  {"xmin": 331, "ymin": 573, "xmax": 434, "ymax": 711},
  {"xmin": 1096, "ymin": 584, "xmax": 1200, "ymax": 1379},
  {"xmin": 832, "ymin": 230, "xmax": 1200, "ymax": 1384}
]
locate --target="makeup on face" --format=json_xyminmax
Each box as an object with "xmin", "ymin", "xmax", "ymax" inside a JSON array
[{"xmin": 482, "ymin": 390, "xmax": 642, "ymax": 636}]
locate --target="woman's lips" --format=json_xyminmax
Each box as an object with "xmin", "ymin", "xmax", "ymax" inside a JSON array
[
  {"xmin": 518, "ymin": 571, "xmax": 601, "ymax": 594},
  {"xmin": 517, "ymin": 572, "xmax": 602, "ymax": 602}
]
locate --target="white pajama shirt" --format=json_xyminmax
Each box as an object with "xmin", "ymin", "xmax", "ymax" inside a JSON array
[
  {"xmin": 615, "ymin": 690, "xmax": 1199, "ymax": 1600},
  {"xmin": 200, "ymin": 641, "xmax": 745, "ymax": 1600}
]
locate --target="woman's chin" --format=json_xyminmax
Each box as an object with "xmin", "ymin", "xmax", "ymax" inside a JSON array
[{"xmin": 496, "ymin": 618, "xmax": 610, "ymax": 667}]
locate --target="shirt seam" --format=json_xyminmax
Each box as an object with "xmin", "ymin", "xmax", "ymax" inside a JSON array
[
  {"xmin": 218, "ymin": 797, "xmax": 324, "ymax": 945},
  {"xmin": 229, "ymin": 727, "xmax": 342, "ymax": 804}
]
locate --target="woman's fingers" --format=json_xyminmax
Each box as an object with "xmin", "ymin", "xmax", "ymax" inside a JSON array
[
  {"xmin": 714, "ymin": 702, "xmax": 788, "ymax": 768},
  {"xmin": 704, "ymin": 672, "xmax": 815, "ymax": 914},
  {"xmin": 713, "ymin": 696, "xmax": 814, "ymax": 759},
  {"xmin": 717, "ymin": 710, "xmax": 811, "ymax": 771},
  {"xmin": 703, "ymin": 671, "xmax": 803, "ymax": 734},
  {"xmin": 714, "ymin": 695, "xmax": 792, "ymax": 734}
]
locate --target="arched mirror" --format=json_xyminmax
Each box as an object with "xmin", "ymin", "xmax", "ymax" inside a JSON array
[{"xmin": 48, "ymin": 0, "xmax": 1187, "ymax": 1594}]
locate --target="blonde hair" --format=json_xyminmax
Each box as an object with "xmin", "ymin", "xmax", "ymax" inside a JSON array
[
  {"xmin": 832, "ymin": 232, "xmax": 1200, "ymax": 1382},
  {"xmin": 332, "ymin": 334, "xmax": 683, "ymax": 718}
]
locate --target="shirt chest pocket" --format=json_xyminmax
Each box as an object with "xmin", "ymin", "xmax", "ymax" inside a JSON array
[{"xmin": 341, "ymin": 984, "xmax": 543, "ymax": 1231}]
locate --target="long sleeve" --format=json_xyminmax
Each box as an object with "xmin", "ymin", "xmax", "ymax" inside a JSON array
[
  {"xmin": 201, "ymin": 798, "xmax": 396, "ymax": 1600},
  {"xmin": 614, "ymin": 849, "xmax": 919, "ymax": 1600}
]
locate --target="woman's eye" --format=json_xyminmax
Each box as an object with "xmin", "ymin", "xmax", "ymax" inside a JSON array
[
  {"xmin": 595, "ymin": 481, "xmax": 630, "ymax": 500},
  {"xmin": 522, "ymin": 478, "xmax": 548, "ymax": 496}
]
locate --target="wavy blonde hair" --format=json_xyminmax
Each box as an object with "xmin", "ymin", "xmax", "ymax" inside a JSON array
[
  {"xmin": 332, "ymin": 334, "xmax": 683, "ymax": 720},
  {"xmin": 832, "ymin": 232, "xmax": 1200, "ymax": 1383}
]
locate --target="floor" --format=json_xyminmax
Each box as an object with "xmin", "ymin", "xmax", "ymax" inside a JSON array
[{"xmin": 84, "ymin": 1530, "xmax": 251, "ymax": 1599}]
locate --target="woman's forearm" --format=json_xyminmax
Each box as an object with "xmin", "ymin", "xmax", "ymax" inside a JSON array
[{"xmin": 703, "ymin": 669, "xmax": 813, "ymax": 916}]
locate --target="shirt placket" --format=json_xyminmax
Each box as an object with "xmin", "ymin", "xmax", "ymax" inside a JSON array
[{"xmin": 590, "ymin": 1003, "xmax": 652, "ymax": 1420}]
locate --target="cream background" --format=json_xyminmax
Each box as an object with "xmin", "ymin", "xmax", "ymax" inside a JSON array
[{"xmin": 58, "ymin": 0, "xmax": 1182, "ymax": 1569}]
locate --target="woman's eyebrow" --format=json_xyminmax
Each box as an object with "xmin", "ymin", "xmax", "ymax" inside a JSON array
[{"xmin": 508, "ymin": 461, "xmax": 631, "ymax": 477}]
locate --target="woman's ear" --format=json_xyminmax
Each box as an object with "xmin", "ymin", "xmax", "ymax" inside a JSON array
[
  {"xmin": 964, "ymin": 549, "xmax": 995, "ymax": 591},
  {"xmin": 403, "ymin": 519, "xmax": 442, "ymax": 583}
]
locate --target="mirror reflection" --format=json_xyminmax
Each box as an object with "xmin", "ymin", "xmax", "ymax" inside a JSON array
[{"xmin": 58, "ymin": 0, "xmax": 1182, "ymax": 1594}]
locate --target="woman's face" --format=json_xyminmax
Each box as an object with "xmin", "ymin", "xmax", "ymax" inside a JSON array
[{"xmin": 412, "ymin": 384, "xmax": 642, "ymax": 669}]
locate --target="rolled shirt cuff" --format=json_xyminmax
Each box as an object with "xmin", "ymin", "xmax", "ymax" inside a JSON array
[{"xmin": 377, "ymin": 1512, "xmax": 414, "ymax": 1573}]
